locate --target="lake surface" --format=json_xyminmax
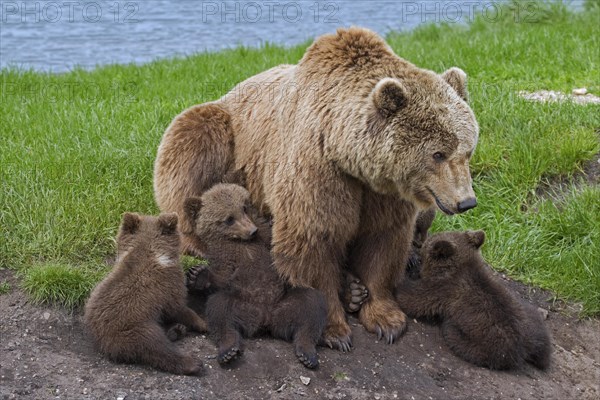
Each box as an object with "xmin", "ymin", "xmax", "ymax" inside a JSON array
[{"xmin": 0, "ymin": 0, "xmax": 585, "ymax": 72}]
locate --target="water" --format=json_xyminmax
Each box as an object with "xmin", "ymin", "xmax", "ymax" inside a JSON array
[{"xmin": 0, "ymin": 0, "xmax": 585, "ymax": 73}]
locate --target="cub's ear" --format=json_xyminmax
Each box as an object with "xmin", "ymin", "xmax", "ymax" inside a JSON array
[
  {"xmin": 466, "ymin": 230, "xmax": 485, "ymax": 249},
  {"xmin": 158, "ymin": 213, "xmax": 178, "ymax": 235},
  {"xmin": 430, "ymin": 240, "xmax": 456, "ymax": 260},
  {"xmin": 120, "ymin": 212, "xmax": 141, "ymax": 235},
  {"xmin": 222, "ymin": 168, "xmax": 247, "ymax": 187},
  {"xmin": 181, "ymin": 197, "xmax": 203, "ymax": 234},
  {"xmin": 441, "ymin": 67, "xmax": 468, "ymax": 102},
  {"xmin": 372, "ymin": 78, "xmax": 408, "ymax": 117}
]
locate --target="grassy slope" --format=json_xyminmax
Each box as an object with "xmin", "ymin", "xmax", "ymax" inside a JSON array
[{"xmin": 1, "ymin": 3, "xmax": 599, "ymax": 314}]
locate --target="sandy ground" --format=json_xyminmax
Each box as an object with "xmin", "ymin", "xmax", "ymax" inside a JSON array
[{"xmin": 1, "ymin": 267, "xmax": 599, "ymax": 400}]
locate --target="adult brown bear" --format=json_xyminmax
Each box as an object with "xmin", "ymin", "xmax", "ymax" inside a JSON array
[{"xmin": 154, "ymin": 27, "xmax": 479, "ymax": 350}]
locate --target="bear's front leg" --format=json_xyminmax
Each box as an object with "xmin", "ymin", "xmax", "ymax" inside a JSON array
[
  {"xmin": 349, "ymin": 192, "xmax": 418, "ymax": 344},
  {"xmin": 272, "ymin": 244, "xmax": 352, "ymax": 352}
]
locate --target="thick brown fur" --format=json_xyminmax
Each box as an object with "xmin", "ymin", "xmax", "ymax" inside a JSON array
[
  {"xmin": 395, "ymin": 231, "xmax": 552, "ymax": 370},
  {"xmin": 406, "ymin": 207, "xmax": 437, "ymax": 279},
  {"xmin": 184, "ymin": 184, "xmax": 328, "ymax": 367},
  {"xmin": 154, "ymin": 27, "xmax": 479, "ymax": 349},
  {"xmin": 84, "ymin": 213, "xmax": 207, "ymax": 376}
]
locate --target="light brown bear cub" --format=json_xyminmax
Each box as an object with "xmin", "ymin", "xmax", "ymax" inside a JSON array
[
  {"xmin": 396, "ymin": 230, "xmax": 551, "ymax": 370},
  {"xmin": 84, "ymin": 213, "xmax": 207, "ymax": 375},
  {"xmin": 184, "ymin": 183, "xmax": 328, "ymax": 367}
]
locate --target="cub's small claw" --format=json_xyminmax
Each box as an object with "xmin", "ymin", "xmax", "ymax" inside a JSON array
[
  {"xmin": 217, "ymin": 346, "xmax": 241, "ymax": 365},
  {"xmin": 296, "ymin": 350, "xmax": 319, "ymax": 369}
]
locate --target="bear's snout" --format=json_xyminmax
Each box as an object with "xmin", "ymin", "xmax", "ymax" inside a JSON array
[{"xmin": 457, "ymin": 197, "xmax": 477, "ymax": 213}]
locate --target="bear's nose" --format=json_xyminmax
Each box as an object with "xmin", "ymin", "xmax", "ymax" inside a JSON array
[{"xmin": 457, "ymin": 198, "xmax": 477, "ymax": 213}]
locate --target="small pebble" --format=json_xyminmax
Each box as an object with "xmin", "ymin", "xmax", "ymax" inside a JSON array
[
  {"xmin": 572, "ymin": 88, "xmax": 587, "ymax": 96},
  {"xmin": 300, "ymin": 376, "xmax": 311, "ymax": 386}
]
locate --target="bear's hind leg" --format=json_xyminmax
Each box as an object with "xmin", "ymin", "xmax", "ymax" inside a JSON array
[
  {"xmin": 271, "ymin": 288, "xmax": 327, "ymax": 369},
  {"xmin": 206, "ymin": 292, "xmax": 252, "ymax": 365},
  {"xmin": 441, "ymin": 320, "xmax": 522, "ymax": 370},
  {"xmin": 116, "ymin": 323, "xmax": 203, "ymax": 375},
  {"xmin": 520, "ymin": 303, "xmax": 552, "ymax": 370},
  {"xmin": 154, "ymin": 103, "xmax": 235, "ymax": 257},
  {"xmin": 169, "ymin": 305, "xmax": 208, "ymax": 333}
]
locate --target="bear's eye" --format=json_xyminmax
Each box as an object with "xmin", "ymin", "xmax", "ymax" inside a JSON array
[
  {"xmin": 433, "ymin": 152, "xmax": 446, "ymax": 162},
  {"xmin": 224, "ymin": 216, "xmax": 235, "ymax": 226}
]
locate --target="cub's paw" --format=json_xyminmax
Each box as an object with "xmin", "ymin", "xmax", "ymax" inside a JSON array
[
  {"xmin": 217, "ymin": 346, "xmax": 242, "ymax": 365},
  {"xmin": 345, "ymin": 279, "xmax": 369, "ymax": 313},
  {"xmin": 359, "ymin": 298, "xmax": 407, "ymax": 344},
  {"xmin": 185, "ymin": 264, "xmax": 211, "ymax": 292},
  {"xmin": 295, "ymin": 344, "xmax": 319, "ymax": 369},
  {"xmin": 320, "ymin": 321, "xmax": 353, "ymax": 353},
  {"xmin": 166, "ymin": 323, "xmax": 187, "ymax": 342},
  {"xmin": 406, "ymin": 247, "xmax": 422, "ymax": 280}
]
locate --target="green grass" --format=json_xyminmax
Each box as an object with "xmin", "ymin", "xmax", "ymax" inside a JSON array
[
  {"xmin": 20, "ymin": 263, "xmax": 108, "ymax": 309},
  {"xmin": 1, "ymin": 2, "xmax": 599, "ymax": 313},
  {"xmin": 0, "ymin": 281, "xmax": 11, "ymax": 295}
]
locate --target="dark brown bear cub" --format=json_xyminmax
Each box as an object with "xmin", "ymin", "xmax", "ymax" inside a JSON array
[
  {"xmin": 184, "ymin": 183, "xmax": 328, "ymax": 368},
  {"xmin": 396, "ymin": 231, "xmax": 551, "ymax": 370},
  {"xmin": 84, "ymin": 213, "xmax": 207, "ymax": 375}
]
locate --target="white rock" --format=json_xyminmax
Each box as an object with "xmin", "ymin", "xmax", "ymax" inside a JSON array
[
  {"xmin": 43, "ymin": 312, "xmax": 50, "ymax": 320},
  {"xmin": 572, "ymin": 88, "xmax": 588, "ymax": 96},
  {"xmin": 300, "ymin": 376, "xmax": 311, "ymax": 386}
]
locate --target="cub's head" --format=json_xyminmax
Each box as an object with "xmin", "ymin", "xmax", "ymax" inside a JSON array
[
  {"xmin": 420, "ymin": 230, "xmax": 485, "ymax": 280},
  {"xmin": 116, "ymin": 212, "xmax": 179, "ymax": 264},
  {"xmin": 365, "ymin": 67, "xmax": 478, "ymax": 215},
  {"xmin": 183, "ymin": 184, "xmax": 258, "ymax": 242}
]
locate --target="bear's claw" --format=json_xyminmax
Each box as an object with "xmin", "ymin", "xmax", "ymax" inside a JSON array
[
  {"xmin": 321, "ymin": 335, "xmax": 353, "ymax": 353},
  {"xmin": 217, "ymin": 346, "xmax": 241, "ymax": 365},
  {"xmin": 375, "ymin": 323, "xmax": 406, "ymax": 344},
  {"xmin": 296, "ymin": 350, "xmax": 319, "ymax": 369},
  {"xmin": 185, "ymin": 264, "xmax": 211, "ymax": 291}
]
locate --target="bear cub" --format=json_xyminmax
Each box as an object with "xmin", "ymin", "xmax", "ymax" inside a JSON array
[
  {"xmin": 184, "ymin": 183, "xmax": 328, "ymax": 368},
  {"xmin": 396, "ymin": 230, "xmax": 551, "ymax": 370},
  {"xmin": 84, "ymin": 213, "xmax": 207, "ymax": 375}
]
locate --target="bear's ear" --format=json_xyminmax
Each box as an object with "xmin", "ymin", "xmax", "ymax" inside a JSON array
[
  {"xmin": 158, "ymin": 212, "xmax": 178, "ymax": 235},
  {"xmin": 441, "ymin": 67, "xmax": 469, "ymax": 102},
  {"xmin": 466, "ymin": 230, "xmax": 485, "ymax": 249},
  {"xmin": 372, "ymin": 78, "xmax": 408, "ymax": 117},
  {"xmin": 182, "ymin": 197, "xmax": 203, "ymax": 232},
  {"xmin": 430, "ymin": 240, "xmax": 456, "ymax": 260},
  {"xmin": 120, "ymin": 212, "xmax": 141, "ymax": 235}
]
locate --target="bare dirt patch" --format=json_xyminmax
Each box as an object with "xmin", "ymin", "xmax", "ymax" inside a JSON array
[
  {"xmin": 534, "ymin": 151, "xmax": 599, "ymax": 205},
  {"xmin": 1, "ymin": 268, "xmax": 599, "ymax": 400},
  {"xmin": 519, "ymin": 90, "xmax": 600, "ymax": 105}
]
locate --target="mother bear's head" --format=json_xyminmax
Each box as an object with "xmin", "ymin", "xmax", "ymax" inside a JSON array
[{"xmin": 300, "ymin": 27, "xmax": 479, "ymax": 215}]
